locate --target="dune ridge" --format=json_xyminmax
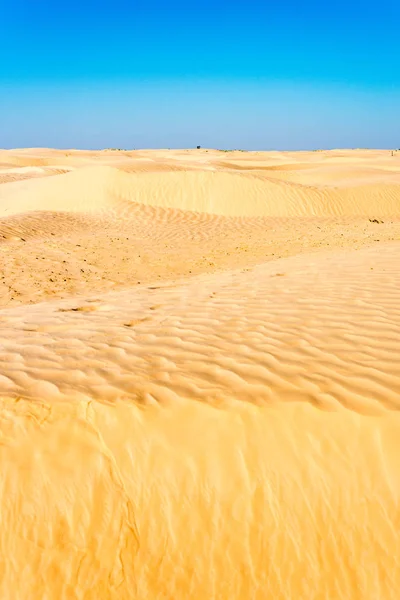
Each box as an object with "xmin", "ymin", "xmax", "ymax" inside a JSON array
[
  {"xmin": 2, "ymin": 162, "xmax": 400, "ymax": 218},
  {"xmin": 1, "ymin": 244, "xmax": 400, "ymax": 598}
]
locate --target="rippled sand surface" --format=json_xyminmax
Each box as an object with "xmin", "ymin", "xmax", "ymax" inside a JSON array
[{"xmin": 1, "ymin": 148, "xmax": 400, "ymax": 598}]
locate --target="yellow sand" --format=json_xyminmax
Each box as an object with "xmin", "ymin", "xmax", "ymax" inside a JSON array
[{"xmin": 1, "ymin": 148, "xmax": 400, "ymax": 598}]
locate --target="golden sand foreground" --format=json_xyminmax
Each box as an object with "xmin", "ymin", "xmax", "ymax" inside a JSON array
[{"xmin": 1, "ymin": 148, "xmax": 400, "ymax": 598}]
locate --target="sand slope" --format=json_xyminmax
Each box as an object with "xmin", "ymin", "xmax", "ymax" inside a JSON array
[
  {"xmin": 1, "ymin": 159, "xmax": 400, "ymax": 218},
  {"xmin": 1, "ymin": 148, "xmax": 400, "ymax": 598},
  {"xmin": 1, "ymin": 245, "xmax": 400, "ymax": 598}
]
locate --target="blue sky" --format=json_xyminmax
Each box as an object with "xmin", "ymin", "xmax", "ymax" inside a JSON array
[{"xmin": 1, "ymin": 0, "xmax": 399, "ymax": 149}]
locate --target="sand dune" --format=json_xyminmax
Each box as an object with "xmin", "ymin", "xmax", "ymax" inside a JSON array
[
  {"xmin": 1, "ymin": 244, "xmax": 400, "ymax": 598},
  {"xmin": 1, "ymin": 148, "xmax": 400, "ymax": 598},
  {"xmin": 1, "ymin": 157, "xmax": 400, "ymax": 218}
]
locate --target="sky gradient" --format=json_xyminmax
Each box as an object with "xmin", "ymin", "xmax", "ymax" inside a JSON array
[{"xmin": 1, "ymin": 0, "xmax": 399, "ymax": 150}]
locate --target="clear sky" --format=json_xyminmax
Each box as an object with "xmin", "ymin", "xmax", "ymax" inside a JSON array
[{"xmin": 1, "ymin": 0, "xmax": 399, "ymax": 150}]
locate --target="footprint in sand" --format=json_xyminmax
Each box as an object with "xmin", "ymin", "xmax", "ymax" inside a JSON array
[
  {"xmin": 58, "ymin": 305, "xmax": 98, "ymax": 313},
  {"xmin": 123, "ymin": 317, "xmax": 151, "ymax": 327}
]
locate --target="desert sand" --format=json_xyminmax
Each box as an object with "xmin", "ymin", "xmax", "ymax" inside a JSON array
[{"xmin": 1, "ymin": 147, "xmax": 400, "ymax": 598}]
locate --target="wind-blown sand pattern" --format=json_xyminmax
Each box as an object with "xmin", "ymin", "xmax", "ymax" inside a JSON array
[{"xmin": 1, "ymin": 148, "xmax": 400, "ymax": 598}]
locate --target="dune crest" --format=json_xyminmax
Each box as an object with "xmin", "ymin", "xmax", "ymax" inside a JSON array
[{"xmin": 1, "ymin": 148, "xmax": 400, "ymax": 218}]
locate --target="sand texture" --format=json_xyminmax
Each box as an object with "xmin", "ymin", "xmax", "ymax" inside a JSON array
[{"xmin": 1, "ymin": 148, "xmax": 400, "ymax": 598}]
